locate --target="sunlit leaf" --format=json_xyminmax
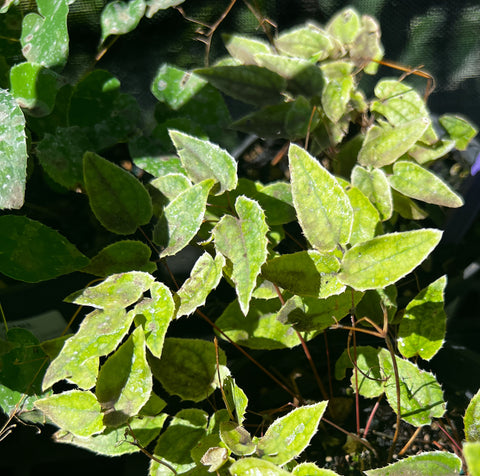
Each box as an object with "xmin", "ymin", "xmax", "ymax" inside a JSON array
[
  {"xmin": 223, "ymin": 376, "xmax": 248, "ymax": 424},
  {"xmin": 220, "ymin": 421, "xmax": 256, "ymax": 456},
  {"xmin": 224, "ymin": 34, "xmax": 272, "ymax": 65},
  {"xmin": 464, "ymin": 442, "xmax": 480, "ymax": 476},
  {"xmin": 439, "ymin": 114, "xmax": 477, "ymax": 151},
  {"xmin": 230, "ymin": 458, "xmax": 291, "ymax": 476},
  {"xmin": 100, "ymin": 0, "xmax": 146, "ymax": 44},
  {"xmin": 326, "ymin": 8, "xmax": 361, "ymax": 44},
  {"xmin": 349, "ymin": 15, "xmax": 383, "ymax": 74},
  {"xmin": 465, "ymin": 388, "xmax": 480, "ymax": 442},
  {"xmin": 292, "ymin": 462, "xmax": 342, "ymax": 475},
  {"xmin": 145, "ymin": 0, "xmax": 184, "ymax": 18}
]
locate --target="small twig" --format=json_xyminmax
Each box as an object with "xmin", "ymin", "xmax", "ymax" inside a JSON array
[
  {"xmin": 398, "ymin": 425, "xmax": 422, "ymax": 456},
  {"xmin": 363, "ymin": 395, "xmax": 383, "ymax": 438}
]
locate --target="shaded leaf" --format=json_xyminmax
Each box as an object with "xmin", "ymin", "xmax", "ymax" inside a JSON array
[
  {"xmin": 439, "ymin": 114, "xmax": 477, "ymax": 151},
  {"xmin": 0, "ymin": 215, "xmax": 89, "ymax": 282},
  {"xmin": 349, "ymin": 15, "xmax": 383, "ymax": 74},
  {"xmin": 223, "ymin": 376, "xmax": 248, "ymax": 424},
  {"xmin": 339, "ymin": 229, "xmax": 442, "ymax": 291},
  {"xmin": 391, "ymin": 189, "xmax": 428, "ymax": 220}
]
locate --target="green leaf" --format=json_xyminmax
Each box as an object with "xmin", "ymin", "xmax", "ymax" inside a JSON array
[
  {"xmin": 230, "ymin": 458, "xmax": 291, "ymax": 476},
  {"xmin": 391, "ymin": 189, "xmax": 428, "ymax": 220},
  {"xmin": 145, "ymin": 0, "xmax": 184, "ymax": 18},
  {"xmin": 262, "ymin": 250, "xmax": 344, "ymax": 298},
  {"xmin": 464, "ymin": 442, "xmax": 480, "ymax": 476},
  {"xmin": 42, "ymin": 307, "xmax": 136, "ymax": 390},
  {"xmin": 378, "ymin": 348, "xmax": 446, "ymax": 426},
  {"xmin": 10, "ymin": 62, "xmax": 60, "ymax": 117},
  {"xmin": 220, "ymin": 421, "xmax": 256, "ymax": 456},
  {"xmin": 256, "ymin": 181, "xmax": 296, "ymax": 225},
  {"xmin": 358, "ymin": 118, "xmax": 430, "ymax": 167},
  {"xmin": 213, "ymin": 196, "xmax": 269, "ymax": 315},
  {"xmin": 326, "ymin": 8, "xmax": 360, "ymax": 44},
  {"xmin": 355, "ymin": 286, "xmax": 397, "ymax": 327},
  {"xmin": 96, "ymin": 326, "xmax": 152, "ymax": 427},
  {"xmin": 150, "ymin": 409, "xmax": 208, "ymax": 476},
  {"xmin": 292, "ymin": 462, "xmax": 341, "ymax": 475},
  {"xmin": 169, "ymin": 130, "xmax": 237, "ymax": 195},
  {"xmin": 289, "ymin": 143, "xmax": 353, "ymax": 251},
  {"xmin": 195, "ymin": 65, "xmax": 286, "ymax": 106},
  {"xmin": 275, "ymin": 24, "xmax": 333, "ymax": 60},
  {"xmin": 439, "ymin": 114, "xmax": 477, "ymax": 151},
  {"xmin": 149, "ymin": 338, "xmax": 226, "ymax": 402},
  {"xmin": 351, "ymin": 165, "xmax": 392, "ymax": 221},
  {"xmin": 389, "ymin": 161, "xmax": 463, "ymax": 208},
  {"xmin": 465, "ymin": 388, "xmax": 480, "ymax": 442},
  {"xmin": 100, "ymin": 0, "xmax": 146, "ymax": 44},
  {"xmin": 224, "ymin": 34, "xmax": 272, "ymax": 64},
  {"xmin": 338, "ymin": 229, "xmax": 442, "ymax": 291},
  {"xmin": 215, "ymin": 298, "xmax": 304, "ymax": 350},
  {"xmin": 82, "ymin": 240, "xmax": 155, "ymax": 277},
  {"xmin": 175, "ymin": 252, "xmax": 225, "ymax": 317},
  {"xmin": 134, "ymin": 281, "xmax": 174, "ymax": 358},
  {"xmin": 364, "ymin": 451, "xmax": 461, "ymax": 476},
  {"xmin": 84, "ymin": 151, "xmax": 153, "ymax": 235},
  {"xmin": 156, "ymin": 179, "xmax": 214, "ymax": 257},
  {"xmin": 66, "ymin": 271, "xmax": 154, "ymax": 309},
  {"xmin": 349, "ymin": 15, "xmax": 383, "ymax": 74},
  {"xmin": 408, "ymin": 139, "xmax": 455, "ymax": 164},
  {"xmin": 0, "ymin": 89, "xmax": 27, "ymax": 209},
  {"xmin": 223, "ymin": 376, "xmax": 248, "ymax": 424},
  {"xmin": 257, "ymin": 401, "xmax": 328, "ymax": 465},
  {"xmin": 278, "ymin": 291, "xmax": 364, "ymax": 333},
  {"xmin": 0, "ymin": 216, "xmax": 89, "ymax": 282},
  {"xmin": 35, "ymin": 390, "xmax": 105, "ymax": 438},
  {"xmin": 20, "ymin": 0, "xmax": 69, "ymax": 68},
  {"xmin": 398, "ymin": 276, "xmax": 447, "ymax": 361},
  {"xmin": 36, "ymin": 126, "xmax": 92, "ymax": 189}
]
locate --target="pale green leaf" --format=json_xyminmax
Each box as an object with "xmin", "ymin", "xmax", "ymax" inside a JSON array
[
  {"xmin": 439, "ymin": 114, "xmax": 477, "ymax": 151},
  {"xmin": 262, "ymin": 250, "xmax": 344, "ymax": 298},
  {"xmin": 150, "ymin": 173, "xmax": 192, "ymax": 201},
  {"xmin": 364, "ymin": 451, "xmax": 461, "ymax": 476},
  {"xmin": 65, "ymin": 271, "xmax": 154, "ymax": 309},
  {"xmin": 35, "ymin": 390, "xmax": 104, "ymax": 438},
  {"xmin": 84, "ymin": 152, "xmax": 153, "ymax": 235},
  {"xmin": 96, "ymin": 327, "xmax": 152, "ymax": 427},
  {"xmin": 42, "ymin": 307, "xmax": 134, "ymax": 390},
  {"xmin": 358, "ymin": 118, "xmax": 429, "ymax": 167},
  {"xmin": 175, "ymin": 252, "xmax": 225, "ymax": 317},
  {"xmin": 157, "ymin": 179, "xmax": 214, "ymax": 257},
  {"xmin": 224, "ymin": 34, "xmax": 272, "ymax": 65},
  {"xmin": 408, "ymin": 139, "xmax": 455, "ymax": 164},
  {"xmin": 215, "ymin": 298, "xmax": 303, "ymax": 350},
  {"xmin": 134, "ymin": 281, "xmax": 175, "ymax": 358},
  {"xmin": 257, "ymin": 401, "xmax": 328, "ymax": 465},
  {"xmin": 0, "ymin": 216, "xmax": 89, "ymax": 282},
  {"xmin": 349, "ymin": 15, "xmax": 383, "ymax": 74},
  {"xmin": 0, "ymin": 89, "xmax": 27, "ymax": 209},
  {"xmin": 275, "ymin": 24, "xmax": 333, "ymax": 60},
  {"xmin": 351, "ymin": 165, "xmax": 392, "ymax": 221},
  {"xmin": 391, "ymin": 189, "xmax": 428, "ymax": 220},
  {"xmin": 213, "ymin": 196, "xmax": 269, "ymax": 315},
  {"xmin": 220, "ymin": 421, "xmax": 256, "ymax": 456},
  {"xmin": 326, "ymin": 8, "xmax": 361, "ymax": 44},
  {"xmin": 21, "ymin": 0, "xmax": 69, "ymax": 68},
  {"xmin": 398, "ymin": 276, "xmax": 447, "ymax": 361},
  {"xmin": 378, "ymin": 348, "xmax": 446, "ymax": 426},
  {"xmin": 464, "ymin": 442, "xmax": 480, "ymax": 476},
  {"xmin": 338, "ymin": 229, "xmax": 442, "ymax": 291},
  {"xmin": 145, "ymin": 0, "xmax": 184, "ymax": 18},
  {"xmin": 289, "ymin": 143, "xmax": 353, "ymax": 251},
  {"xmin": 322, "ymin": 76, "xmax": 354, "ymax": 122},
  {"xmin": 292, "ymin": 462, "xmax": 341, "ymax": 475},
  {"xmin": 230, "ymin": 457, "xmax": 291, "ymax": 476},
  {"xmin": 100, "ymin": 0, "xmax": 145, "ymax": 44},
  {"xmin": 389, "ymin": 161, "xmax": 463, "ymax": 208},
  {"xmin": 465, "ymin": 388, "xmax": 480, "ymax": 442},
  {"xmin": 149, "ymin": 338, "xmax": 226, "ymax": 402},
  {"xmin": 169, "ymin": 130, "xmax": 237, "ymax": 195}
]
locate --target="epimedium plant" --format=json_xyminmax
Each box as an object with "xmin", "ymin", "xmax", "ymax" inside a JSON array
[{"xmin": 0, "ymin": 1, "xmax": 479, "ymax": 475}]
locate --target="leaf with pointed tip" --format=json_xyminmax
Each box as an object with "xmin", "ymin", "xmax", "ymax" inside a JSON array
[
  {"xmin": 169, "ymin": 130, "xmax": 237, "ymax": 195},
  {"xmin": 398, "ymin": 276, "xmax": 447, "ymax": 361},
  {"xmin": 365, "ymin": 452, "xmax": 461, "ymax": 476},
  {"xmin": 133, "ymin": 281, "xmax": 174, "ymax": 358},
  {"xmin": 96, "ymin": 327, "xmax": 152, "ymax": 427},
  {"xmin": 378, "ymin": 348, "xmax": 446, "ymax": 426},
  {"xmin": 175, "ymin": 252, "xmax": 225, "ymax": 317},
  {"xmin": 195, "ymin": 65, "xmax": 286, "ymax": 105},
  {"xmin": 275, "ymin": 24, "xmax": 333, "ymax": 60},
  {"xmin": 351, "ymin": 165, "xmax": 392, "ymax": 220},
  {"xmin": 84, "ymin": 152, "xmax": 153, "ymax": 235},
  {"xmin": 156, "ymin": 179, "xmax": 214, "ymax": 257},
  {"xmin": 358, "ymin": 118, "xmax": 429, "ymax": 167},
  {"xmin": 223, "ymin": 34, "xmax": 272, "ymax": 64},
  {"xmin": 214, "ymin": 196, "xmax": 268, "ymax": 315},
  {"xmin": 465, "ymin": 388, "xmax": 480, "ymax": 442},
  {"xmin": 289, "ymin": 143, "xmax": 353, "ymax": 251},
  {"xmin": 0, "ymin": 89, "xmax": 27, "ymax": 209},
  {"xmin": 145, "ymin": 0, "xmax": 184, "ymax": 18},
  {"xmin": 20, "ymin": 0, "xmax": 69, "ymax": 68},
  {"xmin": 389, "ymin": 161, "xmax": 463, "ymax": 208},
  {"xmin": 66, "ymin": 271, "xmax": 154, "ymax": 309},
  {"xmin": 35, "ymin": 390, "xmax": 104, "ymax": 438},
  {"xmin": 257, "ymin": 401, "xmax": 328, "ymax": 465},
  {"xmin": 220, "ymin": 421, "xmax": 256, "ymax": 456},
  {"xmin": 0, "ymin": 216, "xmax": 89, "ymax": 282},
  {"xmin": 100, "ymin": 0, "xmax": 145, "ymax": 44},
  {"xmin": 439, "ymin": 114, "xmax": 477, "ymax": 151},
  {"xmin": 339, "ymin": 229, "xmax": 442, "ymax": 291},
  {"xmin": 223, "ymin": 376, "xmax": 248, "ymax": 424},
  {"xmin": 150, "ymin": 173, "xmax": 192, "ymax": 201},
  {"xmin": 262, "ymin": 250, "xmax": 344, "ymax": 298},
  {"xmin": 408, "ymin": 139, "xmax": 455, "ymax": 164},
  {"xmin": 326, "ymin": 8, "xmax": 360, "ymax": 43}
]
